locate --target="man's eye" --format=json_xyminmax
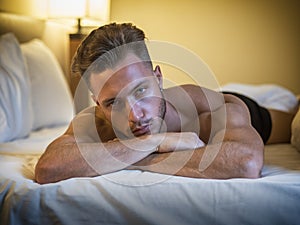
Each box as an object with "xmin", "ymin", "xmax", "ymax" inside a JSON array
[{"xmin": 135, "ymin": 87, "xmax": 146, "ymax": 97}]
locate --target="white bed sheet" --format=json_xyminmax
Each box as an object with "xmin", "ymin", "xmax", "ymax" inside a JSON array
[
  {"xmin": 0, "ymin": 125, "xmax": 67, "ymax": 155},
  {"xmin": 1, "ymin": 126, "xmax": 300, "ymax": 225}
]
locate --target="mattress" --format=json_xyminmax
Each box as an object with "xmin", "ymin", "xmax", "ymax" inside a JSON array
[{"xmin": 0, "ymin": 126, "xmax": 300, "ymax": 225}]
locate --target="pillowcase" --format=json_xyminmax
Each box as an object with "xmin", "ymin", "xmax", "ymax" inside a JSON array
[
  {"xmin": 21, "ymin": 39, "xmax": 74, "ymax": 130},
  {"xmin": 0, "ymin": 33, "xmax": 33, "ymax": 142},
  {"xmin": 220, "ymin": 83, "xmax": 298, "ymax": 112},
  {"xmin": 291, "ymin": 108, "xmax": 300, "ymax": 152}
]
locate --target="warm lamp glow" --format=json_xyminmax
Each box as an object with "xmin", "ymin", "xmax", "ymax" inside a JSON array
[
  {"xmin": 48, "ymin": 0, "xmax": 110, "ymax": 33},
  {"xmin": 48, "ymin": 0, "xmax": 86, "ymax": 18}
]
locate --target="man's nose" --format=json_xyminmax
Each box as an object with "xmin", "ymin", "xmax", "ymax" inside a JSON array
[{"xmin": 128, "ymin": 101, "xmax": 144, "ymax": 123}]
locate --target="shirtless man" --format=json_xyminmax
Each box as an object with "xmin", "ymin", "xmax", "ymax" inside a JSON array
[{"xmin": 35, "ymin": 23, "xmax": 290, "ymax": 184}]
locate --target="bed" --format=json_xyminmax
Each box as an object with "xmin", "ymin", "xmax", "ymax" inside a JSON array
[{"xmin": 1, "ymin": 12, "xmax": 300, "ymax": 225}]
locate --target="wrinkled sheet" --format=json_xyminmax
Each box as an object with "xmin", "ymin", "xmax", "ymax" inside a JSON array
[{"xmin": 1, "ymin": 127, "xmax": 300, "ymax": 225}]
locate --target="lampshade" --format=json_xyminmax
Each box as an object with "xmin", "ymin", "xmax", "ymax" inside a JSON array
[
  {"xmin": 48, "ymin": 0, "xmax": 86, "ymax": 18},
  {"xmin": 48, "ymin": 0, "xmax": 110, "ymax": 33},
  {"xmin": 88, "ymin": 0, "xmax": 110, "ymax": 21}
]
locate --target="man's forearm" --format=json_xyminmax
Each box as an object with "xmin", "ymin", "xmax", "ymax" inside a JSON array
[
  {"xmin": 35, "ymin": 135, "xmax": 160, "ymax": 184},
  {"xmin": 35, "ymin": 132, "xmax": 203, "ymax": 184},
  {"xmin": 76, "ymin": 131, "xmax": 204, "ymax": 177},
  {"xmin": 130, "ymin": 140, "xmax": 263, "ymax": 179}
]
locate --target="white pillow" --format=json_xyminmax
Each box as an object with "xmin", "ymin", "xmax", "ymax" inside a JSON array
[
  {"xmin": 291, "ymin": 109, "xmax": 300, "ymax": 152},
  {"xmin": 221, "ymin": 83, "xmax": 298, "ymax": 112},
  {"xmin": 21, "ymin": 39, "xmax": 74, "ymax": 130},
  {"xmin": 0, "ymin": 33, "xmax": 33, "ymax": 142}
]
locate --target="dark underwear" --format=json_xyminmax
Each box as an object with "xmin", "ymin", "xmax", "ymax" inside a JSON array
[{"xmin": 222, "ymin": 91, "xmax": 272, "ymax": 144}]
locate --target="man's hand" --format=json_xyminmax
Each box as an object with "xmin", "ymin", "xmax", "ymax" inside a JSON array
[{"xmin": 156, "ymin": 132, "xmax": 205, "ymax": 153}]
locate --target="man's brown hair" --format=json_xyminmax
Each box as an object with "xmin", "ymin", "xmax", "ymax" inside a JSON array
[{"xmin": 71, "ymin": 23, "xmax": 152, "ymax": 89}]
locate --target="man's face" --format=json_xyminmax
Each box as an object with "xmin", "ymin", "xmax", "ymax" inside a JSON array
[{"xmin": 90, "ymin": 54, "xmax": 166, "ymax": 139}]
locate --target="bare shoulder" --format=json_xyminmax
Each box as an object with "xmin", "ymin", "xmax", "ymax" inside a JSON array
[
  {"xmin": 165, "ymin": 84, "xmax": 227, "ymax": 113},
  {"xmin": 65, "ymin": 106, "xmax": 115, "ymax": 142},
  {"xmin": 165, "ymin": 84, "xmax": 251, "ymax": 116}
]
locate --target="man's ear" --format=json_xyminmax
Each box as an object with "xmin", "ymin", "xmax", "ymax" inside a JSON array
[
  {"xmin": 153, "ymin": 65, "xmax": 163, "ymax": 89},
  {"xmin": 92, "ymin": 94, "xmax": 100, "ymax": 106}
]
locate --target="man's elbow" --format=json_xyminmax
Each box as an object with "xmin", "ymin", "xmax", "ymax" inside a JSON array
[
  {"xmin": 35, "ymin": 160, "xmax": 58, "ymax": 184},
  {"xmin": 35, "ymin": 162, "xmax": 49, "ymax": 184},
  {"xmin": 240, "ymin": 137, "xmax": 264, "ymax": 179},
  {"xmin": 242, "ymin": 144, "xmax": 264, "ymax": 178},
  {"xmin": 242, "ymin": 156, "xmax": 263, "ymax": 178}
]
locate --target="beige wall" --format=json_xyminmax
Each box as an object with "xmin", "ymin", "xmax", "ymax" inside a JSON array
[
  {"xmin": 0, "ymin": 0, "xmax": 48, "ymax": 18},
  {"xmin": 1, "ymin": 0, "xmax": 299, "ymax": 93},
  {"xmin": 110, "ymin": 0, "xmax": 300, "ymax": 93}
]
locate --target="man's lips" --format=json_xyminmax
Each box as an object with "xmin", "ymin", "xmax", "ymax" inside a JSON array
[{"xmin": 132, "ymin": 125, "xmax": 151, "ymax": 136}]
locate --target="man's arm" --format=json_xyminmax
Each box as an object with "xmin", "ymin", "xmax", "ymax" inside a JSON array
[
  {"xmin": 131, "ymin": 93, "xmax": 264, "ymax": 179},
  {"xmin": 35, "ymin": 133, "xmax": 203, "ymax": 184},
  {"xmin": 131, "ymin": 127, "xmax": 263, "ymax": 179},
  {"xmin": 35, "ymin": 133, "xmax": 155, "ymax": 184},
  {"xmin": 35, "ymin": 108, "xmax": 203, "ymax": 184}
]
